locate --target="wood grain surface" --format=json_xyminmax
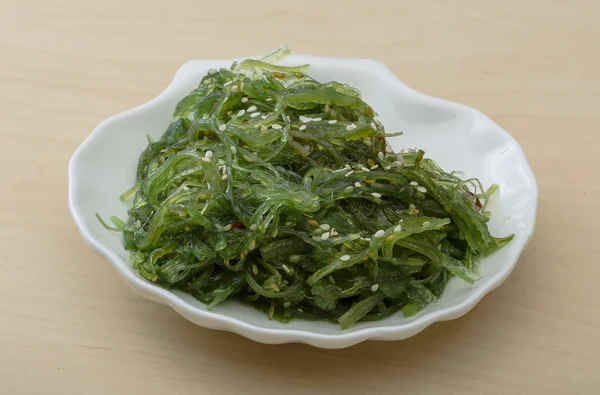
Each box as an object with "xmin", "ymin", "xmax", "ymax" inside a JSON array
[{"xmin": 1, "ymin": 1, "xmax": 599, "ymax": 394}]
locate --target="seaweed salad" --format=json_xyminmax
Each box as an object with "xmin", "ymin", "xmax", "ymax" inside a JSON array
[{"xmin": 98, "ymin": 46, "xmax": 512, "ymax": 329}]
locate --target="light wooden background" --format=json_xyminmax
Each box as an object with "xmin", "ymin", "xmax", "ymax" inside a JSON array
[{"xmin": 1, "ymin": 1, "xmax": 599, "ymax": 394}]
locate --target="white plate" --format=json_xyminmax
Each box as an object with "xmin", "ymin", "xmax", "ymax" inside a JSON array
[{"xmin": 68, "ymin": 55, "xmax": 537, "ymax": 349}]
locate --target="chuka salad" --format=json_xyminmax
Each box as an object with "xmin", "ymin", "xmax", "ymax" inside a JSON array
[{"xmin": 98, "ymin": 47, "xmax": 513, "ymax": 329}]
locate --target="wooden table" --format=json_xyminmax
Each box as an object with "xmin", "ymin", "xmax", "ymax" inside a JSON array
[{"xmin": 2, "ymin": 1, "xmax": 599, "ymax": 393}]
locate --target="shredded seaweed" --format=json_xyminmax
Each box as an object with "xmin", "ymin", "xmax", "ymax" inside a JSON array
[{"xmin": 98, "ymin": 46, "xmax": 513, "ymax": 329}]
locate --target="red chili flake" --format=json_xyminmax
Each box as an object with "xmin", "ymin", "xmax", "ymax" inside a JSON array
[
  {"xmin": 475, "ymin": 198, "xmax": 483, "ymax": 210},
  {"xmin": 466, "ymin": 192, "xmax": 483, "ymax": 210},
  {"xmin": 231, "ymin": 221, "xmax": 246, "ymax": 229}
]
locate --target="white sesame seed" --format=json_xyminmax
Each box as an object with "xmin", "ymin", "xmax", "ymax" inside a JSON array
[
  {"xmin": 394, "ymin": 224, "xmax": 402, "ymax": 233},
  {"xmin": 386, "ymin": 145, "xmax": 394, "ymax": 153},
  {"xmin": 331, "ymin": 230, "xmax": 339, "ymax": 236},
  {"xmin": 230, "ymin": 146, "xmax": 237, "ymax": 155},
  {"xmin": 319, "ymin": 224, "xmax": 331, "ymax": 231},
  {"xmin": 223, "ymin": 80, "xmax": 233, "ymax": 86},
  {"xmin": 231, "ymin": 85, "xmax": 239, "ymax": 92},
  {"xmin": 252, "ymin": 264, "xmax": 259, "ymax": 275},
  {"xmin": 374, "ymin": 230, "xmax": 385, "ymax": 238},
  {"xmin": 265, "ymin": 97, "xmax": 273, "ymax": 102},
  {"xmin": 344, "ymin": 164, "xmax": 352, "ymax": 170},
  {"xmin": 385, "ymin": 166, "xmax": 391, "ymax": 170},
  {"xmin": 221, "ymin": 174, "xmax": 228, "ymax": 180},
  {"xmin": 371, "ymin": 192, "xmax": 382, "ymax": 198},
  {"xmin": 247, "ymin": 105, "xmax": 257, "ymax": 112},
  {"xmin": 250, "ymin": 112, "xmax": 261, "ymax": 118},
  {"xmin": 285, "ymin": 221, "xmax": 294, "ymax": 227},
  {"xmin": 344, "ymin": 186, "xmax": 354, "ymax": 193},
  {"xmin": 299, "ymin": 125, "xmax": 307, "ymax": 131},
  {"xmin": 344, "ymin": 170, "xmax": 354, "ymax": 177},
  {"xmin": 370, "ymin": 165, "xmax": 379, "ymax": 170},
  {"xmin": 208, "ymin": 69, "xmax": 217, "ymax": 75},
  {"xmin": 363, "ymin": 237, "xmax": 371, "ymax": 241},
  {"xmin": 248, "ymin": 240, "xmax": 256, "ymax": 251},
  {"xmin": 219, "ymin": 124, "xmax": 227, "ymax": 131},
  {"xmin": 422, "ymin": 221, "xmax": 431, "ymax": 227},
  {"xmin": 223, "ymin": 224, "xmax": 232, "ymax": 232},
  {"xmin": 301, "ymin": 118, "xmax": 311, "ymax": 124},
  {"xmin": 397, "ymin": 154, "xmax": 404, "ymax": 161},
  {"xmin": 202, "ymin": 78, "xmax": 212, "ymax": 85},
  {"xmin": 346, "ymin": 123, "xmax": 357, "ymax": 131},
  {"xmin": 328, "ymin": 119, "xmax": 338, "ymax": 124},
  {"xmin": 261, "ymin": 115, "xmax": 267, "ymax": 119},
  {"xmin": 417, "ymin": 187, "xmax": 427, "ymax": 193},
  {"xmin": 201, "ymin": 157, "xmax": 211, "ymax": 163},
  {"xmin": 205, "ymin": 150, "xmax": 213, "ymax": 158},
  {"xmin": 298, "ymin": 308, "xmax": 303, "ymax": 312},
  {"xmin": 392, "ymin": 161, "xmax": 403, "ymax": 168},
  {"xmin": 354, "ymin": 182, "xmax": 362, "ymax": 188},
  {"xmin": 371, "ymin": 284, "xmax": 379, "ymax": 292},
  {"xmin": 321, "ymin": 232, "xmax": 330, "ymax": 241},
  {"xmin": 313, "ymin": 228, "xmax": 323, "ymax": 235},
  {"xmin": 340, "ymin": 254, "xmax": 351, "ymax": 261},
  {"xmin": 360, "ymin": 167, "xmax": 371, "ymax": 172},
  {"xmin": 363, "ymin": 140, "xmax": 372, "ymax": 147},
  {"xmin": 260, "ymin": 125, "xmax": 268, "ymax": 132},
  {"xmin": 249, "ymin": 224, "xmax": 257, "ymax": 231},
  {"xmin": 313, "ymin": 117, "xmax": 322, "ymax": 122},
  {"xmin": 377, "ymin": 152, "xmax": 385, "ymax": 160},
  {"xmin": 283, "ymin": 302, "xmax": 291, "ymax": 308},
  {"xmin": 282, "ymin": 264, "xmax": 291, "ymax": 274},
  {"xmin": 237, "ymin": 109, "xmax": 246, "ymax": 116},
  {"xmin": 241, "ymin": 97, "xmax": 248, "ymax": 103},
  {"xmin": 410, "ymin": 181, "xmax": 419, "ymax": 186},
  {"xmin": 287, "ymin": 115, "xmax": 291, "ymax": 122},
  {"xmin": 370, "ymin": 122, "xmax": 377, "ymax": 131},
  {"xmin": 271, "ymin": 124, "xmax": 283, "ymax": 130}
]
